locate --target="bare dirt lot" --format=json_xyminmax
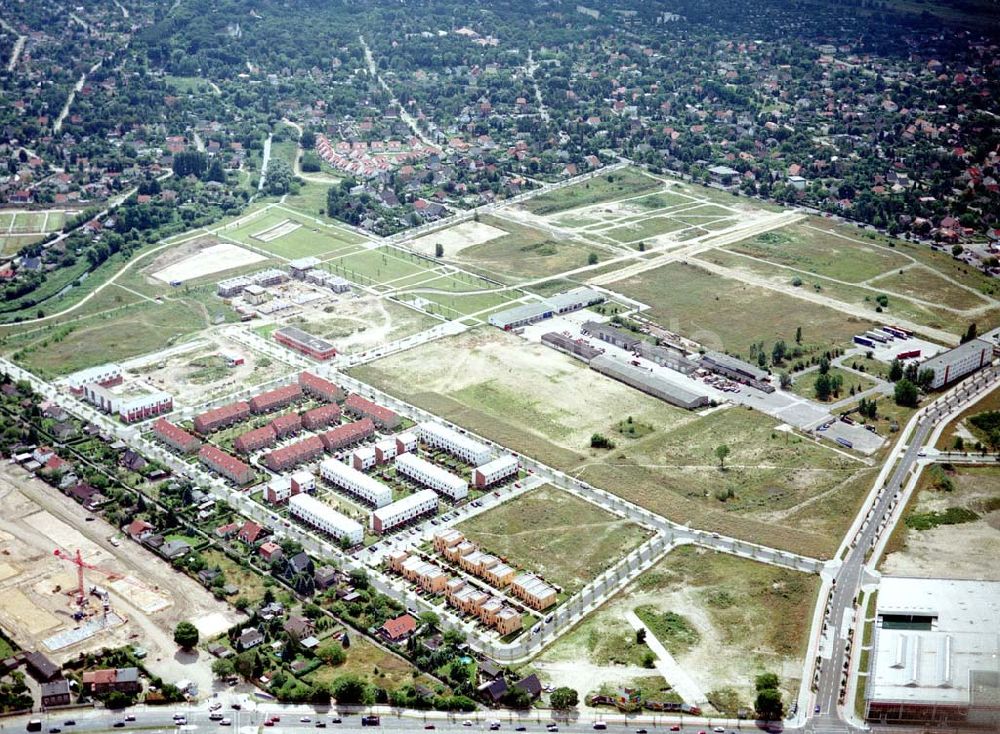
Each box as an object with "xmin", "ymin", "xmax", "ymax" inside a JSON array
[
  {"xmin": 0, "ymin": 465, "xmax": 244, "ymax": 696},
  {"xmin": 132, "ymin": 334, "xmax": 290, "ymax": 407},
  {"xmin": 881, "ymin": 465, "xmax": 1000, "ymax": 580},
  {"xmin": 151, "ymin": 241, "xmax": 266, "ymax": 283},
  {"xmin": 408, "ymin": 220, "xmax": 508, "ymax": 257}
]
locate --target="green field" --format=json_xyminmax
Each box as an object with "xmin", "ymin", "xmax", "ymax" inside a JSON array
[
  {"xmin": 523, "ymin": 168, "xmax": 662, "ymax": 215},
  {"xmin": 602, "ymin": 216, "xmax": 689, "ymax": 244},
  {"xmin": 456, "ymin": 485, "xmax": 651, "ymax": 595},
  {"xmin": 789, "ymin": 366, "xmax": 880, "ymax": 402},
  {"xmin": 407, "ymin": 290, "xmax": 520, "ymax": 319},
  {"xmin": 630, "ymin": 191, "xmax": 697, "ymax": 210},
  {"xmin": 454, "ymin": 216, "xmax": 602, "ymax": 280},
  {"xmin": 8, "ymin": 298, "xmax": 227, "ymax": 376},
  {"xmin": 610, "ymin": 260, "xmax": 873, "ymax": 358},
  {"xmin": 325, "ymin": 247, "xmax": 430, "ymax": 286},
  {"xmin": 726, "ymin": 224, "xmax": 911, "ymax": 283},
  {"xmin": 220, "ymin": 207, "xmax": 365, "ymax": 260},
  {"xmin": 868, "ymin": 265, "xmax": 992, "ymax": 311}
]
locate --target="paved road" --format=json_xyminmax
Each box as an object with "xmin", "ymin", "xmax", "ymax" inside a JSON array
[
  {"xmin": 258, "ymin": 134, "xmax": 273, "ymax": 193},
  {"xmin": 808, "ymin": 365, "xmax": 1000, "ymax": 734}
]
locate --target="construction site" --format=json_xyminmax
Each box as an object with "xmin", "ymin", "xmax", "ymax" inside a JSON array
[{"xmin": 0, "ymin": 463, "xmax": 243, "ymax": 693}]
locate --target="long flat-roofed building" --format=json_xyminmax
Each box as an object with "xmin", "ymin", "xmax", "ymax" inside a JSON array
[
  {"xmin": 701, "ymin": 350, "xmax": 769, "ymax": 383},
  {"xmin": 473, "ymin": 455, "xmax": 518, "ymax": 488},
  {"xmin": 919, "ymin": 338, "xmax": 993, "ymax": 389},
  {"xmin": 274, "ymin": 326, "xmax": 337, "ymax": 361},
  {"xmin": 371, "ymin": 489, "xmax": 438, "ymax": 533},
  {"xmin": 288, "ymin": 493, "xmax": 363, "ymax": 545},
  {"xmin": 395, "ymin": 453, "xmax": 468, "ymax": 500},
  {"xmin": 582, "ymin": 320, "xmax": 641, "ymax": 351},
  {"xmin": 66, "ymin": 363, "xmax": 123, "ymax": 392},
  {"xmin": 589, "ymin": 355, "xmax": 709, "ymax": 410},
  {"xmin": 319, "ymin": 457, "xmax": 392, "ymax": 508},
  {"xmin": 864, "ymin": 576, "xmax": 1000, "ymax": 728},
  {"xmin": 417, "ymin": 422, "xmax": 491, "ymax": 465}
]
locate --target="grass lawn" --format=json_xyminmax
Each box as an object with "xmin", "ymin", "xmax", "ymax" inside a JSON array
[
  {"xmin": 200, "ymin": 549, "xmax": 269, "ymax": 606},
  {"xmin": 307, "ymin": 635, "xmax": 427, "ymax": 692},
  {"xmin": 283, "ymin": 181, "xmax": 346, "ymax": 224},
  {"xmin": 868, "ymin": 265, "xmax": 993, "ymax": 311},
  {"xmin": 609, "ymin": 260, "xmax": 873, "ymax": 360},
  {"xmin": 326, "ymin": 247, "xmax": 432, "ymax": 286},
  {"xmin": 406, "ymin": 290, "xmax": 521, "ymax": 319},
  {"xmin": 221, "ymin": 207, "xmax": 364, "ymax": 260},
  {"xmin": 0, "ymin": 233, "xmax": 46, "ymax": 256},
  {"xmin": 602, "ymin": 216, "xmax": 689, "ymax": 244},
  {"xmin": 726, "ymin": 224, "xmax": 911, "ymax": 283},
  {"xmin": 523, "ymin": 168, "xmax": 661, "ymax": 216},
  {"xmin": 634, "ymin": 606, "xmax": 700, "ymax": 657},
  {"xmin": 630, "ymin": 191, "xmax": 697, "ymax": 210},
  {"xmin": 935, "ymin": 384, "xmax": 1000, "ymax": 450},
  {"xmin": 789, "ymin": 366, "xmax": 879, "ymax": 402},
  {"xmin": 456, "ymin": 485, "xmax": 652, "ymax": 594},
  {"xmin": 454, "ymin": 216, "xmax": 601, "ymax": 281}
]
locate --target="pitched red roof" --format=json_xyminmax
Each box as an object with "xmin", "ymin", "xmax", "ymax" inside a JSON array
[
  {"xmin": 344, "ymin": 394, "xmax": 397, "ymax": 425},
  {"xmin": 381, "ymin": 613, "xmax": 417, "ymax": 641}
]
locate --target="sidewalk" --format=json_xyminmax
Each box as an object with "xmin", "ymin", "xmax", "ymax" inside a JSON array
[{"xmin": 623, "ymin": 610, "xmax": 708, "ymax": 707}]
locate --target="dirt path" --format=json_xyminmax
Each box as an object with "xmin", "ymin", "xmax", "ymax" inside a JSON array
[{"xmin": 359, "ymin": 34, "xmax": 435, "ymax": 148}]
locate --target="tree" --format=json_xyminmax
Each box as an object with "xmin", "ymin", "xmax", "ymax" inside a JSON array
[
  {"xmin": 795, "ymin": 326, "xmax": 802, "ymax": 344},
  {"xmin": 814, "ymin": 373, "xmax": 832, "ymax": 401},
  {"xmin": 779, "ymin": 372, "xmax": 792, "ymax": 390},
  {"xmin": 590, "ymin": 433, "xmax": 615, "ymax": 449},
  {"xmin": 434, "ymin": 243, "xmax": 444, "ymax": 258},
  {"xmin": 501, "ymin": 686, "xmax": 533, "ymax": 709},
  {"xmin": 961, "ymin": 322, "xmax": 978, "ymax": 344},
  {"xmin": 952, "ymin": 244, "xmax": 964, "ymax": 257},
  {"xmin": 818, "ymin": 356, "xmax": 831, "ymax": 375},
  {"xmin": 205, "ymin": 158, "xmax": 226, "ymax": 183},
  {"xmin": 234, "ymin": 650, "xmax": 260, "ymax": 682},
  {"xmin": 419, "ymin": 611, "xmax": 440, "ymax": 630},
  {"xmin": 173, "ymin": 621, "xmax": 199, "ymax": 650},
  {"xmin": 550, "ymin": 687, "xmax": 579, "ymax": 709},
  {"xmin": 587, "ymin": 252, "xmax": 598, "ymax": 265},
  {"xmin": 755, "ymin": 688, "xmax": 783, "ymax": 720},
  {"xmin": 715, "ymin": 444, "xmax": 730, "ymax": 469},
  {"xmin": 888, "ymin": 359, "xmax": 904, "ymax": 382},
  {"xmin": 894, "ymin": 378, "xmax": 919, "ymax": 408},
  {"xmin": 329, "ymin": 674, "xmax": 374, "ymax": 705},
  {"xmin": 212, "ymin": 658, "xmax": 235, "ymax": 679},
  {"xmin": 771, "ymin": 340, "xmax": 787, "ymax": 365},
  {"xmin": 316, "ymin": 642, "xmax": 347, "ymax": 666},
  {"xmin": 755, "ymin": 672, "xmax": 780, "ymax": 691}
]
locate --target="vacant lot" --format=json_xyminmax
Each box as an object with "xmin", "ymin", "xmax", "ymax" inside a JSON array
[
  {"xmin": 935, "ymin": 386, "xmax": 1000, "ymax": 450},
  {"xmin": 454, "ymin": 215, "xmax": 600, "ymax": 281},
  {"xmin": 881, "ymin": 465, "xmax": 1000, "ymax": 580},
  {"xmin": 574, "ymin": 406, "xmax": 871, "ymax": 558},
  {"xmin": 610, "ymin": 260, "xmax": 872, "ymax": 357},
  {"xmin": 351, "ymin": 327, "xmax": 695, "ymax": 462},
  {"xmin": 725, "ymin": 225, "xmax": 910, "ymax": 283},
  {"xmin": 523, "ymin": 168, "xmax": 662, "ymax": 216},
  {"xmin": 307, "ymin": 634, "xmax": 429, "ymax": 693},
  {"xmin": 8, "ymin": 298, "xmax": 222, "ymax": 377},
  {"xmin": 537, "ymin": 545, "xmax": 817, "ymax": 712},
  {"xmin": 456, "ymin": 485, "xmax": 651, "ymax": 595},
  {"xmin": 868, "ymin": 266, "xmax": 991, "ymax": 312}
]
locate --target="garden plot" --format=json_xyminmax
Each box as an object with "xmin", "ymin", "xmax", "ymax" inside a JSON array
[
  {"xmin": 152, "ymin": 242, "xmax": 266, "ymax": 283},
  {"xmin": 407, "ymin": 220, "xmax": 508, "ymax": 257}
]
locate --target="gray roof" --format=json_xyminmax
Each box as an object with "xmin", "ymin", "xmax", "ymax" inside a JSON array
[
  {"xmin": 702, "ymin": 350, "xmax": 769, "ymax": 381},
  {"xmin": 919, "ymin": 338, "xmax": 992, "ymax": 373},
  {"xmin": 590, "ymin": 356, "xmax": 709, "ymax": 409},
  {"xmin": 545, "ymin": 287, "xmax": 604, "ymax": 310}
]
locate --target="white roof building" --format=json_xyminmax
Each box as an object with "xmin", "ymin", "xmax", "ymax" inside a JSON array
[
  {"xmin": 417, "ymin": 422, "xmax": 491, "ymax": 465},
  {"xmin": 395, "ymin": 453, "xmax": 468, "ymax": 500},
  {"xmin": 371, "ymin": 489, "xmax": 438, "ymax": 533},
  {"xmin": 288, "ymin": 493, "xmax": 363, "ymax": 545},
  {"xmin": 319, "ymin": 458, "xmax": 392, "ymax": 508}
]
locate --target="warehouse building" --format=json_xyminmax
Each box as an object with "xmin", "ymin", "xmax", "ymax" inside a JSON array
[
  {"xmin": 540, "ymin": 332, "xmax": 603, "ymax": 362},
  {"xmin": 265, "ymin": 435, "xmax": 325, "ymax": 472},
  {"xmin": 417, "ymin": 422, "xmax": 491, "ymax": 465},
  {"xmin": 66, "ymin": 363, "xmax": 123, "ymax": 392},
  {"xmin": 194, "ymin": 401, "xmax": 250, "ymax": 434},
  {"xmin": 546, "ymin": 287, "xmax": 605, "ymax": 314},
  {"xmin": 489, "ymin": 288, "xmax": 606, "ymax": 330},
  {"xmin": 344, "ymin": 394, "xmax": 400, "ymax": 430},
  {"xmin": 249, "ymin": 384, "xmax": 303, "ymax": 414},
  {"xmin": 319, "ymin": 457, "xmax": 392, "ymax": 508},
  {"xmin": 589, "ymin": 355, "xmax": 709, "ymax": 410},
  {"xmin": 371, "ymin": 489, "xmax": 438, "ymax": 533},
  {"xmin": 274, "ymin": 326, "xmax": 338, "ymax": 361},
  {"xmin": 288, "ymin": 493, "xmax": 363, "ymax": 545},
  {"xmin": 511, "ymin": 573, "xmax": 557, "ymax": 610},
  {"xmin": 299, "ymin": 371, "xmax": 345, "ymax": 402},
  {"xmin": 864, "ymin": 577, "xmax": 1000, "ymax": 728},
  {"xmin": 321, "ymin": 418, "xmax": 375, "ymax": 451},
  {"xmin": 701, "ymin": 351, "xmax": 768, "ymax": 387},
  {"xmin": 582, "ymin": 320, "xmax": 641, "ymax": 350},
  {"xmin": 395, "ymin": 453, "xmax": 469, "ymax": 500},
  {"xmin": 234, "ymin": 425, "xmax": 277, "ymax": 455},
  {"xmin": 151, "ymin": 419, "xmax": 201, "ymax": 454},
  {"xmin": 301, "ymin": 403, "xmax": 341, "ymax": 431},
  {"xmin": 473, "ymin": 455, "xmax": 519, "ymax": 488},
  {"xmin": 636, "ymin": 342, "xmax": 699, "ymax": 375},
  {"xmin": 919, "ymin": 338, "xmax": 993, "ymax": 389},
  {"xmin": 199, "ymin": 445, "xmax": 255, "ymax": 486}
]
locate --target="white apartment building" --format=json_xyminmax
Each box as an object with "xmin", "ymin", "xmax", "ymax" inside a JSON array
[
  {"xmin": 395, "ymin": 431, "xmax": 418, "ymax": 455},
  {"xmin": 290, "ymin": 469, "xmax": 315, "ymax": 494},
  {"xmin": 371, "ymin": 489, "xmax": 438, "ymax": 533},
  {"xmin": 266, "ymin": 476, "xmax": 296, "ymax": 504},
  {"xmin": 473, "ymin": 454, "xmax": 519, "ymax": 488},
  {"xmin": 417, "ymin": 422, "xmax": 491, "ymax": 465},
  {"xmin": 66, "ymin": 362, "xmax": 123, "ymax": 391},
  {"xmin": 395, "ymin": 452, "xmax": 469, "ymax": 500},
  {"xmin": 374, "ymin": 438, "xmax": 398, "ymax": 464},
  {"xmin": 288, "ymin": 493, "xmax": 363, "ymax": 545},
  {"xmin": 352, "ymin": 447, "xmax": 377, "ymax": 471},
  {"xmin": 320, "ymin": 458, "xmax": 392, "ymax": 508}
]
